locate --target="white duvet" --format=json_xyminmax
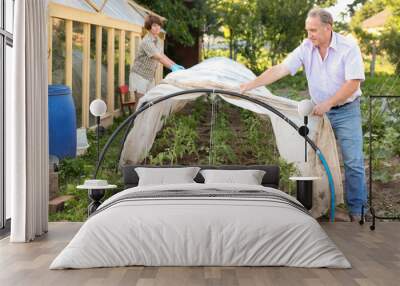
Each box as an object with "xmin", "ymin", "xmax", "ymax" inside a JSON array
[{"xmin": 50, "ymin": 183, "xmax": 350, "ymax": 269}]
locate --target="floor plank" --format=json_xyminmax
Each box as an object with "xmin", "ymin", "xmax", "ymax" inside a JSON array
[{"xmin": 0, "ymin": 222, "xmax": 399, "ymax": 286}]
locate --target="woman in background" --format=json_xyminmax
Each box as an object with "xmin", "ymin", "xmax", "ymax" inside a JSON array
[{"xmin": 129, "ymin": 15, "xmax": 184, "ymax": 106}]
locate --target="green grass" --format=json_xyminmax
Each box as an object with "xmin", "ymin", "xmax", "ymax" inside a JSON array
[
  {"xmin": 49, "ymin": 115, "xmax": 127, "ymax": 222},
  {"xmin": 364, "ymin": 54, "xmax": 396, "ymax": 75}
]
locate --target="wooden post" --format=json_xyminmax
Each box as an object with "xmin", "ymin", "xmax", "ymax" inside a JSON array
[
  {"xmin": 370, "ymin": 41, "xmax": 376, "ymax": 77},
  {"xmin": 155, "ymin": 38, "xmax": 164, "ymax": 84},
  {"xmin": 119, "ymin": 30, "xmax": 126, "ymax": 87},
  {"xmin": 65, "ymin": 20, "xmax": 73, "ymax": 88},
  {"xmin": 96, "ymin": 26, "xmax": 102, "ymax": 99},
  {"xmin": 47, "ymin": 16, "xmax": 53, "ymax": 84},
  {"xmin": 130, "ymin": 31, "xmax": 136, "ymax": 68},
  {"xmin": 82, "ymin": 23, "xmax": 91, "ymax": 128},
  {"xmin": 107, "ymin": 28, "xmax": 115, "ymax": 113}
]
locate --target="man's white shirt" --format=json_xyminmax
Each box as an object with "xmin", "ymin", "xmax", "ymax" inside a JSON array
[{"xmin": 283, "ymin": 32, "xmax": 365, "ymax": 104}]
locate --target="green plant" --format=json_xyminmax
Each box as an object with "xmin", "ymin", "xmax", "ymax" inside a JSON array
[
  {"xmin": 278, "ymin": 158, "xmax": 299, "ymax": 195},
  {"xmin": 51, "ymin": 115, "xmax": 127, "ymax": 222},
  {"xmin": 240, "ymin": 109, "xmax": 276, "ymax": 163},
  {"xmin": 239, "ymin": 109, "xmax": 299, "ymax": 192},
  {"xmin": 147, "ymin": 100, "xmax": 204, "ymax": 165},
  {"xmin": 58, "ymin": 158, "xmax": 86, "ymax": 185},
  {"xmin": 208, "ymin": 101, "xmax": 238, "ymax": 164},
  {"xmin": 361, "ymin": 94, "xmax": 400, "ymax": 183}
]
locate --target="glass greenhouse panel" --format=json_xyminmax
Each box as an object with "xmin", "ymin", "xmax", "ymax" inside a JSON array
[
  {"xmin": 101, "ymin": 28, "xmax": 108, "ymax": 105},
  {"xmin": 114, "ymin": 31, "xmax": 119, "ymax": 110},
  {"xmin": 5, "ymin": 0, "xmax": 14, "ymax": 33},
  {"xmin": 52, "ymin": 18, "xmax": 66, "ymax": 85},
  {"xmin": 72, "ymin": 21, "xmax": 83, "ymax": 127}
]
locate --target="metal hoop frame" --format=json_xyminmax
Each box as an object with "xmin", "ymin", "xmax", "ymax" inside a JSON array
[{"xmin": 93, "ymin": 89, "xmax": 336, "ymax": 221}]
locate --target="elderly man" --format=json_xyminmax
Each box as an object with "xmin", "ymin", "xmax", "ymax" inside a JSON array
[{"xmin": 240, "ymin": 7, "xmax": 367, "ymax": 222}]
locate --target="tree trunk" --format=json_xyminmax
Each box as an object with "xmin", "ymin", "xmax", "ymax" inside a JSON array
[
  {"xmin": 229, "ymin": 29, "xmax": 233, "ymax": 59},
  {"xmin": 370, "ymin": 42, "xmax": 376, "ymax": 77}
]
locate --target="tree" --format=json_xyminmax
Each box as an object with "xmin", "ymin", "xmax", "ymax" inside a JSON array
[
  {"xmin": 235, "ymin": 1, "xmax": 266, "ymax": 72},
  {"xmin": 347, "ymin": 0, "xmax": 368, "ymax": 16},
  {"xmin": 135, "ymin": 0, "xmax": 209, "ymax": 47},
  {"xmin": 207, "ymin": 0, "xmax": 335, "ymax": 73},
  {"xmin": 258, "ymin": 0, "xmax": 335, "ymax": 65},
  {"xmin": 350, "ymin": 0, "xmax": 400, "ymax": 74},
  {"xmin": 381, "ymin": 1, "xmax": 400, "ymax": 74},
  {"xmin": 207, "ymin": 0, "xmax": 250, "ymax": 60},
  {"xmin": 258, "ymin": 0, "xmax": 306, "ymax": 65}
]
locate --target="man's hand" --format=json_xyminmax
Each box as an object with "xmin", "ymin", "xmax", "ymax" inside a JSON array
[
  {"xmin": 312, "ymin": 101, "xmax": 333, "ymax": 116},
  {"xmin": 239, "ymin": 82, "xmax": 253, "ymax": 94}
]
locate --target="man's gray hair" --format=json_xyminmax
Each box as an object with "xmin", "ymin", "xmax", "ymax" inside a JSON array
[{"xmin": 307, "ymin": 7, "xmax": 333, "ymax": 26}]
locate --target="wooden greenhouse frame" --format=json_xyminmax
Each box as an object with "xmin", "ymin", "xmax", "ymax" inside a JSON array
[{"xmin": 47, "ymin": 1, "xmax": 165, "ymax": 128}]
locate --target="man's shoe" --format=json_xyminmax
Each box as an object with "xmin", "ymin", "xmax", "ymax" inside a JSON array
[
  {"xmin": 334, "ymin": 207, "xmax": 351, "ymax": 222},
  {"xmin": 350, "ymin": 214, "xmax": 364, "ymax": 224},
  {"xmin": 364, "ymin": 212, "xmax": 372, "ymax": 222}
]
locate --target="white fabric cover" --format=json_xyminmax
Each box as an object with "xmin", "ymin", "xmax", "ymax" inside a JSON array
[
  {"xmin": 120, "ymin": 57, "xmax": 344, "ymax": 218},
  {"xmin": 136, "ymin": 167, "xmax": 200, "ymax": 186},
  {"xmin": 200, "ymin": 169, "xmax": 265, "ymax": 185},
  {"xmin": 50, "ymin": 183, "xmax": 351, "ymax": 269}
]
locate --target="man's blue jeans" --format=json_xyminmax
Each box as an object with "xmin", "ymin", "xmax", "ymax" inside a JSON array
[{"xmin": 326, "ymin": 97, "xmax": 367, "ymax": 216}]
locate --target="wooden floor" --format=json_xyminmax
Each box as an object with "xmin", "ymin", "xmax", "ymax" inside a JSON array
[{"xmin": 0, "ymin": 222, "xmax": 399, "ymax": 286}]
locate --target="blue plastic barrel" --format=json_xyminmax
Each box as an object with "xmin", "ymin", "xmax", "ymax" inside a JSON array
[{"xmin": 48, "ymin": 84, "xmax": 77, "ymax": 159}]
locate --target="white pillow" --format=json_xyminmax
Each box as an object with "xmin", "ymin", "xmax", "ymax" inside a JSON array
[
  {"xmin": 135, "ymin": 167, "xmax": 200, "ymax": 186},
  {"xmin": 200, "ymin": 169, "xmax": 266, "ymax": 185}
]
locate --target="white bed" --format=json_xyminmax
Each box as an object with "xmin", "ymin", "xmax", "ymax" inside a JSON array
[{"xmin": 50, "ymin": 182, "xmax": 350, "ymax": 269}]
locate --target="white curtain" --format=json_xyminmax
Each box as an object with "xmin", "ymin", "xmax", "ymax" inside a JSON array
[{"xmin": 7, "ymin": 0, "xmax": 49, "ymax": 242}]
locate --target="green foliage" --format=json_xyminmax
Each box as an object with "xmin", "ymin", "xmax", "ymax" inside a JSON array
[
  {"xmin": 148, "ymin": 98, "xmax": 205, "ymax": 165},
  {"xmin": 257, "ymin": 0, "xmax": 335, "ymax": 65},
  {"xmin": 202, "ymin": 48, "xmax": 231, "ymax": 60},
  {"xmin": 51, "ymin": 19, "xmax": 66, "ymax": 85},
  {"xmin": 135, "ymin": 0, "xmax": 209, "ymax": 46},
  {"xmin": 58, "ymin": 158, "xmax": 90, "ymax": 185},
  {"xmin": 269, "ymin": 74, "xmax": 308, "ymax": 92},
  {"xmin": 350, "ymin": 0, "xmax": 386, "ymax": 26},
  {"xmin": 50, "ymin": 116, "xmax": 127, "ymax": 222},
  {"xmin": 278, "ymin": 159, "xmax": 299, "ymax": 195},
  {"xmin": 347, "ymin": 0, "xmax": 369, "ymax": 16},
  {"xmin": 206, "ymin": 0, "xmax": 335, "ymax": 72},
  {"xmin": 362, "ymin": 73, "xmax": 400, "ymax": 96},
  {"xmin": 360, "ymin": 92, "xmax": 400, "ymax": 183},
  {"xmin": 148, "ymin": 114, "xmax": 200, "ymax": 165},
  {"xmin": 49, "ymin": 183, "xmax": 88, "ymax": 222},
  {"xmin": 207, "ymin": 0, "xmax": 263, "ymax": 69},
  {"xmin": 350, "ymin": 0, "xmax": 386, "ymax": 57},
  {"xmin": 359, "ymin": 73, "xmax": 400, "ymax": 183},
  {"xmin": 147, "ymin": 97, "xmax": 299, "ymax": 192},
  {"xmin": 239, "ymin": 109, "xmax": 298, "ymax": 191},
  {"xmin": 381, "ymin": 27, "xmax": 400, "ymax": 74},
  {"xmin": 240, "ymin": 109, "xmax": 277, "ymax": 163},
  {"xmin": 351, "ymin": 0, "xmax": 400, "ymax": 74},
  {"xmin": 208, "ymin": 101, "xmax": 238, "ymax": 164}
]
